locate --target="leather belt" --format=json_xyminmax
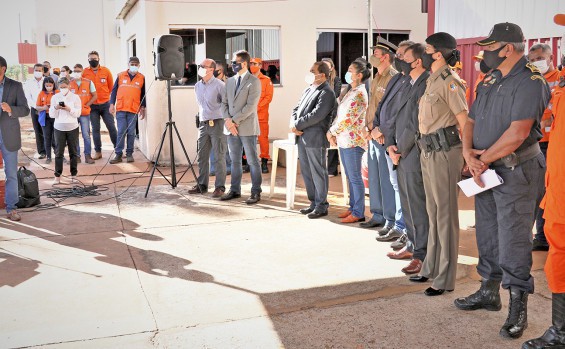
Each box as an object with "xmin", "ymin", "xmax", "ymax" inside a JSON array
[
  {"xmin": 199, "ymin": 118, "xmax": 222, "ymax": 127},
  {"xmin": 491, "ymin": 143, "xmax": 541, "ymax": 169}
]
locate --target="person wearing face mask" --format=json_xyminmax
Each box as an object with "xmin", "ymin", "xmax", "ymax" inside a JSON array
[
  {"xmin": 42, "ymin": 61, "xmax": 59, "ymax": 89},
  {"xmin": 528, "ymin": 43, "xmax": 560, "ymax": 252},
  {"xmin": 221, "ymin": 50, "xmax": 263, "ymax": 204},
  {"xmin": 108, "ymin": 57, "xmax": 146, "ymax": 164},
  {"xmin": 214, "ymin": 61, "xmax": 229, "ymax": 83},
  {"xmin": 60, "ymin": 66, "xmax": 71, "ymax": 79},
  {"xmin": 49, "ymin": 77, "xmax": 82, "ymax": 184},
  {"xmin": 291, "ymin": 61, "xmax": 336, "ymax": 218},
  {"xmin": 209, "ymin": 61, "xmax": 232, "ymax": 177},
  {"xmin": 456, "ymin": 23, "xmax": 550, "ymax": 340},
  {"xmin": 415, "ymin": 32, "xmax": 468, "ymax": 298},
  {"xmin": 24, "ymin": 63, "xmax": 47, "ymax": 159},
  {"xmin": 249, "ymin": 58, "xmax": 274, "ymax": 174},
  {"xmin": 69, "ymin": 64, "xmax": 97, "ymax": 164},
  {"xmin": 35, "ymin": 77, "xmax": 58, "ymax": 164},
  {"xmin": 0, "ymin": 56, "xmax": 30, "ymax": 221},
  {"xmin": 451, "ymin": 61, "xmax": 470, "ymax": 105},
  {"xmin": 328, "ymin": 58, "xmax": 370, "ymax": 223},
  {"xmin": 82, "ymin": 50, "xmax": 117, "ymax": 160},
  {"xmin": 383, "ymin": 43, "xmax": 430, "ymax": 277},
  {"xmin": 471, "ymin": 51, "xmax": 487, "ymax": 106},
  {"xmin": 188, "ymin": 58, "xmax": 227, "ymax": 198},
  {"xmin": 321, "ymin": 58, "xmax": 342, "ymax": 178}
]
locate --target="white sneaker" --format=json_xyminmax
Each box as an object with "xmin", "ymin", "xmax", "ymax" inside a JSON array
[
  {"xmin": 71, "ymin": 176, "xmax": 77, "ymax": 183},
  {"xmin": 52, "ymin": 176, "xmax": 61, "ymax": 185}
]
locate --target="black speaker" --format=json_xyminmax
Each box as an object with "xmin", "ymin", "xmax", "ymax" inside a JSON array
[{"xmin": 153, "ymin": 34, "xmax": 184, "ymax": 80}]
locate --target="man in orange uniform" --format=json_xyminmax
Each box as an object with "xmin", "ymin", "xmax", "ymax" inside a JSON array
[
  {"xmin": 471, "ymin": 51, "xmax": 486, "ymax": 104},
  {"xmin": 82, "ymin": 50, "xmax": 117, "ymax": 160},
  {"xmin": 250, "ymin": 58, "xmax": 273, "ymax": 173},
  {"xmin": 451, "ymin": 61, "xmax": 470, "ymax": 105},
  {"xmin": 69, "ymin": 64, "xmax": 97, "ymax": 164},
  {"xmin": 521, "ymin": 14, "xmax": 565, "ymax": 349},
  {"xmin": 109, "ymin": 57, "xmax": 146, "ymax": 164},
  {"xmin": 528, "ymin": 43, "xmax": 561, "ymax": 251}
]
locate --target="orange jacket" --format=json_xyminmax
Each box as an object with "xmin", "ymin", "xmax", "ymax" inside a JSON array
[
  {"xmin": 541, "ymin": 76, "xmax": 565, "ymax": 223},
  {"xmin": 115, "ymin": 71, "xmax": 145, "ymax": 114},
  {"xmin": 257, "ymin": 73, "xmax": 273, "ymax": 121},
  {"xmin": 540, "ymin": 69, "xmax": 560, "ymax": 142},
  {"xmin": 36, "ymin": 90, "xmax": 57, "ymax": 113},
  {"xmin": 69, "ymin": 78, "xmax": 94, "ymax": 116},
  {"xmin": 82, "ymin": 66, "xmax": 113, "ymax": 104}
]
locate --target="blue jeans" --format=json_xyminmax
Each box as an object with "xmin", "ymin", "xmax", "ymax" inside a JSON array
[
  {"xmin": 298, "ymin": 142, "xmax": 329, "ymax": 213},
  {"xmin": 0, "ymin": 127, "xmax": 19, "ymax": 213},
  {"xmin": 367, "ymin": 140, "xmax": 396, "ymax": 226},
  {"xmin": 90, "ymin": 102, "xmax": 117, "ymax": 152},
  {"xmin": 210, "ymin": 149, "xmax": 231, "ymax": 174},
  {"xmin": 340, "ymin": 146, "xmax": 366, "ymax": 218},
  {"xmin": 535, "ymin": 141, "xmax": 548, "ymax": 244},
  {"xmin": 227, "ymin": 135, "xmax": 262, "ymax": 194},
  {"xmin": 42, "ymin": 116, "xmax": 57, "ymax": 159},
  {"xmin": 115, "ymin": 111, "xmax": 137, "ymax": 156},
  {"xmin": 77, "ymin": 115, "xmax": 92, "ymax": 156},
  {"xmin": 385, "ymin": 152, "xmax": 406, "ymax": 231}
]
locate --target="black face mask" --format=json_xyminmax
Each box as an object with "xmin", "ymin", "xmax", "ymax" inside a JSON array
[
  {"xmin": 213, "ymin": 70, "xmax": 220, "ymax": 78},
  {"xmin": 398, "ymin": 60, "xmax": 416, "ymax": 75},
  {"xmin": 393, "ymin": 57, "xmax": 404, "ymax": 72},
  {"xmin": 43, "ymin": 66, "xmax": 49, "ymax": 74},
  {"xmin": 89, "ymin": 60, "xmax": 99, "ymax": 68},
  {"xmin": 479, "ymin": 60, "xmax": 491, "ymax": 74},
  {"xmin": 232, "ymin": 62, "xmax": 242, "ymax": 74},
  {"xmin": 421, "ymin": 52, "xmax": 435, "ymax": 70},
  {"xmin": 482, "ymin": 46, "xmax": 506, "ymax": 71}
]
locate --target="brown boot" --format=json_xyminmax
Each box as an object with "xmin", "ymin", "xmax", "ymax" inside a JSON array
[
  {"xmin": 92, "ymin": 152, "xmax": 102, "ymax": 160},
  {"xmin": 85, "ymin": 154, "xmax": 95, "ymax": 164}
]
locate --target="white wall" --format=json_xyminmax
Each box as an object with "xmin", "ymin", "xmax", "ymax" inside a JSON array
[
  {"xmin": 435, "ymin": 0, "xmax": 565, "ymax": 40},
  {"xmin": 118, "ymin": 0, "xmax": 428, "ymax": 164}
]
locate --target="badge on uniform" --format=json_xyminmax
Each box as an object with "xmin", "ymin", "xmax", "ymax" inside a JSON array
[
  {"xmin": 101, "ymin": 79, "xmax": 106, "ymax": 83},
  {"xmin": 123, "ymin": 80, "xmax": 128, "ymax": 84},
  {"xmin": 209, "ymin": 120, "xmax": 214, "ymax": 127},
  {"xmin": 449, "ymin": 82, "xmax": 457, "ymax": 92}
]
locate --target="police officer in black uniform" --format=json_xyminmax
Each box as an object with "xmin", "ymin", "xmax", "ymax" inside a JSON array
[{"xmin": 455, "ymin": 22, "xmax": 550, "ymax": 340}]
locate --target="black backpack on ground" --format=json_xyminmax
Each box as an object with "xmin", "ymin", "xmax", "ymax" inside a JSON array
[{"xmin": 16, "ymin": 166, "xmax": 40, "ymax": 208}]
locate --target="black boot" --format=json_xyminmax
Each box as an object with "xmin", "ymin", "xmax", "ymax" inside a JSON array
[
  {"xmin": 454, "ymin": 279, "xmax": 502, "ymax": 311},
  {"xmin": 500, "ymin": 288, "xmax": 528, "ymax": 339},
  {"xmin": 261, "ymin": 158, "xmax": 269, "ymax": 174},
  {"xmin": 522, "ymin": 293, "xmax": 565, "ymax": 348}
]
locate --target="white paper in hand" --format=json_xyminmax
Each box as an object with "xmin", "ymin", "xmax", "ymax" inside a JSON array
[{"xmin": 458, "ymin": 169, "xmax": 504, "ymax": 197}]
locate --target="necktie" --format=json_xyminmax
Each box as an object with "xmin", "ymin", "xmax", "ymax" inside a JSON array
[{"xmin": 235, "ymin": 76, "xmax": 241, "ymax": 96}]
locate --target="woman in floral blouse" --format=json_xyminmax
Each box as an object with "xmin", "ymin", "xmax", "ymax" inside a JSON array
[{"xmin": 327, "ymin": 58, "xmax": 370, "ymax": 223}]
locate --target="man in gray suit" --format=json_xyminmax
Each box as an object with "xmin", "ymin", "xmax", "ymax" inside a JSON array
[
  {"xmin": 221, "ymin": 50, "xmax": 263, "ymax": 204},
  {"xmin": 384, "ymin": 43, "xmax": 430, "ymax": 275},
  {"xmin": 292, "ymin": 61, "xmax": 336, "ymax": 218},
  {"xmin": 0, "ymin": 56, "xmax": 31, "ymax": 221}
]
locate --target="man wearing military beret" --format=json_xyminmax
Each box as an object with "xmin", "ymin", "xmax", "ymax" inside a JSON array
[{"xmin": 455, "ymin": 22, "xmax": 550, "ymax": 340}]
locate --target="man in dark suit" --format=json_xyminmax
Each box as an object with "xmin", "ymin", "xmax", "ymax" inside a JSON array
[
  {"xmin": 221, "ymin": 50, "xmax": 263, "ymax": 204},
  {"xmin": 0, "ymin": 56, "xmax": 31, "ymax": 221},
  {"xmin": 291, "ymin": 61, "xmax": 337, "ymax": 218},
  {"xmin": 384, "ymin": 43, "xmax": 430, "ymax": 275}
]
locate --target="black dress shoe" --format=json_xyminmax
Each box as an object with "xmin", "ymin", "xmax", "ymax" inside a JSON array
[
  {"xmin": 532, "ymin": 238, "xmax": 550, "ymax": 251},
  {"xmin": 245, "ymin": 193, "xmax": 261, "ymax": 204},
  {"xmin": 307, "ymin": 211, "xmax": 328, "ymax": 219},
  {"xmin": 299, "ymin": 207, "xmax": 314, "ymax": 215},
  {"xmin": 409, "ymin": 276, "xmax": 429, "ymax": 283},
  {"xmin": 38, "ymin": 153, "xmax": 47, "ymax": 159},
  {"xmin": 220, "ymin": 191, "xmax": 241, "ymax": 201},
  {"xmin": 425, "ymin": 287, "xmax": 445, "ymax": 296},
  {"xmin": 359, "ymin": 219, "xmax": 385, "ymax": 229}
]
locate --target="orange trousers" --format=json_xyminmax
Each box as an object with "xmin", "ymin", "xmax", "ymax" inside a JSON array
[
  {"xmin": 545, "ymin": 220, "xmax": 565, "ymax": 293},
  {"xmin": 258, "ymin": 120, "xmax": 270, "ymax": 159}
]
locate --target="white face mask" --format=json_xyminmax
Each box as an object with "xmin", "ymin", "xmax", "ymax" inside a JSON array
[
  {"xmin": 129, "ymin": 65, "xmax": 139, "ymax": 74},
  {"xmin": 60, "ymin": 72, "xmax": 67, "ymax": 78},
  {"xmin": 34, "ymin": 71, "xmax": 43, "ymax": 79},
  {"xmin": 197, "ymin": 67, "xmax": 209, "ymax": 78},
  {"xmin": 474, "ymin": 61, "xmax": 481, "ymax": 72},
  {"xmin": 532, "ymin": 60, "xmax": 550, "ymax": 75},
  {"xmin": 305, "ymin": 72, "xmax": 315, "ymax": 85},
  {"xmin": 60, "ymin": 88, "xmax": 69, "ymax": 95},
  {"xmin": 71, "ymin": 72, "xmax": 82, "ymax": 80}
]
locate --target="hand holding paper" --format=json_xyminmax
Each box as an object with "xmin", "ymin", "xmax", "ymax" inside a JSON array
[{"xmin": 458, "ymin": 169, "xmax": 504, "ymax": 197}]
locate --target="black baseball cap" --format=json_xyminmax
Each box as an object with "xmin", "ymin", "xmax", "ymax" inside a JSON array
[
  {"xmin": 425, "ymin": 32, "xmax": 457, "ymax": 50},
  {"xmin": 477, "ymin": 22, "xmax": 524, "ymax": 46}
]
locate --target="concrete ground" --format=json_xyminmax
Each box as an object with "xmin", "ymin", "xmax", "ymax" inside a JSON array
[{"xmin": 0, "ymin": 116, "xmax": 551, "ymax": 349}]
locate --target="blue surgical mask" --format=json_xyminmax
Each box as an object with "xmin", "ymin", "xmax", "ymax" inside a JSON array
[
  {"xmin": 232, "ymin": 62, "xmax": 242, "ymax": 74},
  {"xmin": 344, "ymin": 72, "xmax": 353, "ymax": 84},
  {"xmin": 129, "ymin": 65, "xmax": 139, "ymax": 74}
]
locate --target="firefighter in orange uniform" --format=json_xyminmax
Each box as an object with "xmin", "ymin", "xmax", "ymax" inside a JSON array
[
  {"xmin": 69, "ymin": 64, "xmax": 97, "ymax": 164},
  {"xmin": 451, "ymin": 61, "xmax": 470, "ymax": 105},
  {"xmin": 250, "ymin": 58, "xmax": 274, "ymax": 173},
  {"xmin": 108, "ymin": 57, "xmax": 146, "ymax": 164},
  {"xmin": 522, "ymin": 14, "xmax": 565, "ymax": 349},
  {"xmin": 528, "ymin": 43, "xmax": 561, "ymax": 251}
]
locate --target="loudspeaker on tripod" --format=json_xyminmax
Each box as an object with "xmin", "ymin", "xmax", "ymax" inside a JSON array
[{"xmin": 153, "ymin": 34, "xmax": 184, "ymax": 80}]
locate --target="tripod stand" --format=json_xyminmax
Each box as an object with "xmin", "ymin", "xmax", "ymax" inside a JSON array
[{"xmin": 145, "ymin": 79, "xmax": 200, "ymax": 197}]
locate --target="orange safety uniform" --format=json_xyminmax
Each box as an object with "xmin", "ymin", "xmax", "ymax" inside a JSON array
[
  {"xmin": 256, "ymin": 72, "xmax": 273, "ymax": 159},
  {"xmin": 82, "ymin": 66, "xmax": 114, "ymax": 104},
  {"xmin": 36, "ymin": 90, "xmax": 58, "ymax": 113},
  {"xmin": 69, "ymin": 78, "xmax": 94, "ymax": 116},
  {"xmin": 540, "ymin": 69, "xmax": 561, "ymax": 143},
  {"xmin": 115, "ymin": 71, "xmax": 145, "ymax": 114},
  {"xmin": 540, "ymin": 72, "xmax": 565, "ymax": 293}
]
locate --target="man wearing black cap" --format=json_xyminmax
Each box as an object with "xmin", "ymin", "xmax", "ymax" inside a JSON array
[
  {"xmin": 454, "ymin": 22, "xmax": 550, "ymax": 340},
  {"xmin": 415, "ymin": 32, "xmax": 467, "ymax": 297}
]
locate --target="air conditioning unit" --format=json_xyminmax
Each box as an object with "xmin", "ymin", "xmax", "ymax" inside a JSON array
[{"xmin": 46, "ymin": 32, "xmax": 70, "ymax": 47}]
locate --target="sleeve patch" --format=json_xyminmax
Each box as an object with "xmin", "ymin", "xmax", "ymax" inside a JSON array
[{"xmin": 449, "ymin": 82, "xmax": 458, "ymax": 92}]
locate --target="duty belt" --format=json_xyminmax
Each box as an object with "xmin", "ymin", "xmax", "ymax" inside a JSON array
[
  {"xmin": 416, "ymin": 125, "xmax": 461, "ymax": 155},
  {"xmin": 491, "ymin": 143, "xmax": 541, "ymax": 169}
]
